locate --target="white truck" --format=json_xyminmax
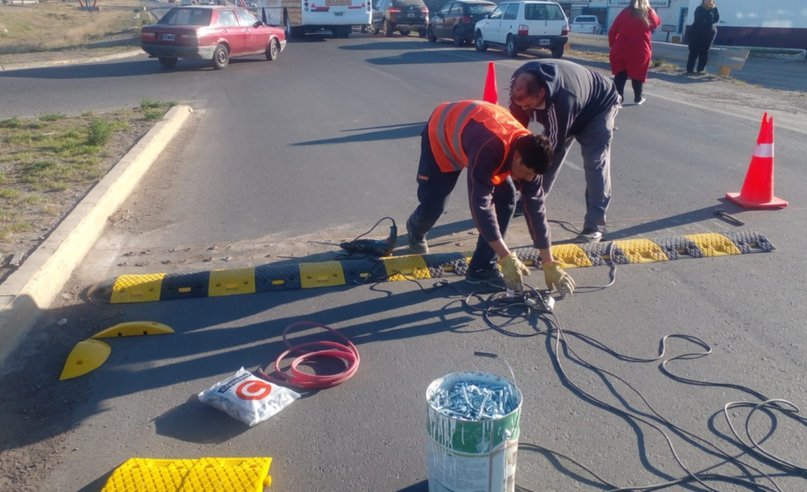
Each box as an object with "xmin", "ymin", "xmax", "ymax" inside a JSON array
[{"xmin": 255, "ymin": 0, "xmax": 372, "ymax": 38}]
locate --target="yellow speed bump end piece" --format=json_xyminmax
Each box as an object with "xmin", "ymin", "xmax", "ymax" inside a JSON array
[
  {"xmin": 101, "ymin": 457, "xmax": 273, "ymax": 492},
  {"xmin": 60, "ymin": 339, "xmax": 111, "ymax": 381},
  {"xmin": 91, "ymin": 321, "xmax": 174, "ymax": 339}
]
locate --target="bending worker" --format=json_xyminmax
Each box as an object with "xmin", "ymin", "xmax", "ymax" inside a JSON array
[
  {"xmin": 405, "ymin": 100, "xmax": 575, "ymax": 296},
  {"xmin": 509, "ymin": 60, "xmax": 621, "ymax": 244}
]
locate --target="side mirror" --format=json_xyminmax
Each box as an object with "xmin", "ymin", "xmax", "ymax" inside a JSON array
[{"xmin": 253, "ymin": 20, "xmax": 263, "ymax": 27}]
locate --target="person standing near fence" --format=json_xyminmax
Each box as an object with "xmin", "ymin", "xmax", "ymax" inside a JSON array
[
  {"xmin": 687, "ymin": 0, "xmax": 720, "ymax": 74},
  {"xmin": 607, "ymin": 0, "xmax": 661, "ymax": 106}
]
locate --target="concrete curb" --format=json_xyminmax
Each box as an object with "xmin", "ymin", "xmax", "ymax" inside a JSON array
[
  {"xmin": 0, "ymin": 105, "xmax": 193, "ymax": 368},
  {"xmin": 0, "ymin": 49, "xmax": 143, "ymax": 72}
]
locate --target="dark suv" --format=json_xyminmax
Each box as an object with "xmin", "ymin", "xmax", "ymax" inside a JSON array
[
  {"xmin": 372, "ymin": 0, "xmax": 429, "ymax": 37},
  {"xmin": 427, "ymin": 0, "xmax": 495, "ymax": 46}
]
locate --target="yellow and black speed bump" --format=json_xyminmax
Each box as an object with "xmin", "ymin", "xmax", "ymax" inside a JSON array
[{"xmin": 103, "ymin": 230, "xmax": 773, "ymax": 304}]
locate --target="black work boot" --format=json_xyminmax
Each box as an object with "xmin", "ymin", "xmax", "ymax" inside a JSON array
[{"xmin": 406, "ymin": 218, "xmax": 428, "ymax": 254}]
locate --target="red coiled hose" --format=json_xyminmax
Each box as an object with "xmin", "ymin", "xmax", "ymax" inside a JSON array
[{"xmin": 257, "ymin": 321, "xmax": 360, "ymax": 390}]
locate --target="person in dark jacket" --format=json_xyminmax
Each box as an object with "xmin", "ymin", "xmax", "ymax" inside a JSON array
[
  {"xmin": 406, "ymin": 100, "xmax": 575, "ymax": 296},
  {"xmin": 687, "ymin": 0, "xmax": 720, "ymax": 74},
  {"xmin": 508, "ymin": 60, "xmax": 620, "ymax": 243}
]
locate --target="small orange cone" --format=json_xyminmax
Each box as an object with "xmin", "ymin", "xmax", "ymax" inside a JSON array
[
  {"xmin": 725, "ymin": 113, "xmax": 788, "ymax": 209},
  {"xmin": 482, "ymin": 62, "xmax": 498, "ymax": 104}
]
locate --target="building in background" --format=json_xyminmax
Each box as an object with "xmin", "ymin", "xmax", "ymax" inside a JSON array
[
  {"xmin": 567, "ymin": 0, "xmax": 807, "ymax": 50},
  {"xmin": 690, "ymin": 0, "xmax": 807, "ymax": 49}
]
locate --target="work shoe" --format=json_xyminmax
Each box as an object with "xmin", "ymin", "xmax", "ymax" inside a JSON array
[
  {"xmin": 406, "ymin": 218, "xmax": 428, "ymax": 254},
  {"xmin": 573, "ymin": 228, "xmax": 604, "ymax": 244},
  {"xmin": 465, "ymin": 268, "xmax": 506, "ymax": 290}
]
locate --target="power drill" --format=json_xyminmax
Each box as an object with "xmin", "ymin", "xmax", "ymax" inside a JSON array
[{"xmin": 340, "ymin": 218, "xmax": 398, "ymax": 257}]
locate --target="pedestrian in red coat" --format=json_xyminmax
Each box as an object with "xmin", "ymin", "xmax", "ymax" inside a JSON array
[{"xmin": 608, "ymin": 0, "xmax": 660, "ymax": 105}]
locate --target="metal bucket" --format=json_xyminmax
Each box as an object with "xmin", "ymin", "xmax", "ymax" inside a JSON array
[{"xmin": 425, "ymin": 371, "xmax": 522, "ymax": 492}]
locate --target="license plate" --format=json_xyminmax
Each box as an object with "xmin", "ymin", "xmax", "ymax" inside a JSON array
[
  {"xmin": 539, "ymin": 39, "xmax": 550, "ymax": 46},
  {"xmin": 407, "ymin": 12, "xmax": 415, "ymax": 17},
  {"xmin": 162, "ymin": 33, "xmax": 175, "ymax": 41}
]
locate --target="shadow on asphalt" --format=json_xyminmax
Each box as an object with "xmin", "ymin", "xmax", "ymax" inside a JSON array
[
  {"xmin": 292, "ymin": 121, "xmax": 425, "ymax": 146},
  {"xmin": 606, "ymin": 200, "xmax": 747, "ymax": 241}
]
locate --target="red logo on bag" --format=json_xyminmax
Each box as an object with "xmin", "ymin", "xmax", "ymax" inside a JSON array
[{"xmin": 235, "ymin": 379, "xmax": 272, "ymax": 400}]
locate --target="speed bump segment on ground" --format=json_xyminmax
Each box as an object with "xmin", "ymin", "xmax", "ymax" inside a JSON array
[
  {"xmin": 103, "ymin": 230, "xmax": 774, "ymax": 304},
  {"xmin": 101, "ymin": 457, "xmax": 272, "ymax": 492}
]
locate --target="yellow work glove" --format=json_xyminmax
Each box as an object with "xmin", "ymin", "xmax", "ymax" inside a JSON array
[
  {"xmin": 544, "ymin": 262, "xmax": 575, "ymax": 296},
  {"xmin": 500, "ymin": 253, "xmax": 530, "ymax": 294}
]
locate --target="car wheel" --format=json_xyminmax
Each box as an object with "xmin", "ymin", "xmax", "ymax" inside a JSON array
[
  {"xmin": 212, "ymin": 43, "xmax": 229, "ymax": 69},
  {"xmin": 384, "ymin": 19, "xmax": 393, "ymax": 37},
  {"xmin": 426, "ymin": 27, "xmax": 436, "ymax": 42},
  {"xmin": 399, "ymin": 28, "xmax": 411, "ymax": 36},
  {"xmin": 474, "ymin": 31, "xmax": 487, "ymax": 52},
  {"xmin": 551, "ymin": 45, "xmax": 564, "ymax": 58},
  {"xmin": 418, "ymin": 28, "xmax": 426, "ymax": 38},
  {"xmin": 266, "ymin": 38, "xmax": 280, "ymax": 61},
  {"xmin": 505, "ymin": 35, "xmax": 518, "ymax": 58},
  {"xmin": 452, "ymin": 28, "xmax": 463, "ymax": 47},
  {"xmin": 158, "ymin": 57, "xmax": 177, "ymax": 68}
]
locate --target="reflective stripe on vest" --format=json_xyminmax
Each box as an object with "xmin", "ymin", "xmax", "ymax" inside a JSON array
[{"xmin": 427, "ymin": 100, "xmax": 531, "ymax": 184}]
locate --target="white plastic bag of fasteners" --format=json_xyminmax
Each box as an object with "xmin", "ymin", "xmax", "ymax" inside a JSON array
[{"xmin": 198, "ymin": 368, "xmax": 300, "ymax": 426}]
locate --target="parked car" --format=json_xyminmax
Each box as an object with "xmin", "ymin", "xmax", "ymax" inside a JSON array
[
  {"xmin": 474, "ymin": 0, "xmax": 569, "ymax": 58},
  {"xmin": 140, "ymin": 5, "xmax": 286, "ymax": 69},
  {"xmin": 570, "ymin": 14, "xmax": 603, "ymax": 34},
  {"xmin": 371, "ymin": 0, "xmax": 429, "ymax": 37},
  {"xmin": 427, "ymin": 0, "xmax": 496, "ymax": 46}
]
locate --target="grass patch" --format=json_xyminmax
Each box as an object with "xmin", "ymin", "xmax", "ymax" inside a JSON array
[
  {"xmin": 0, "ymin": 102, "xmax": 175, "ymax": 245},
  {"xmin": 0, "ymin": 0, "xmax": 143, "ymax": 54}
]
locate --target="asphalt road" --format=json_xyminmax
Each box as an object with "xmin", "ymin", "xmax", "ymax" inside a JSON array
[{"xmin": 2, "ymin": 34, "xmax": 807, "ymax": 491}]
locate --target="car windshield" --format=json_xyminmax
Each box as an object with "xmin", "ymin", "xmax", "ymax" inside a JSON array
[
  {"xmin": 468, "ymin": 4, "xmax": 494, "ymax": 14},
  {"xmin": 544, "ymin": 4, "xmax": 565, "ymax": 20},
  {"xmin": 576, "ymin": 16, "xmax": 596, "ymax": 23},
  {"xmin": 159, "ymin": 8, "xmax": 213, "ymax": 26}
]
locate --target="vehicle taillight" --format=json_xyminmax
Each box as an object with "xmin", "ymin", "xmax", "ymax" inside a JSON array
[
  {"xmin": 421, "ymin": 8, "xmax": 428, "ymax": 14},
  {"xmin": 459, "ymin": 15, "xmax": 471, "ymax": 23},
  {"xmin": 562, "ymin": 25, "xmax": 569, "ymax": 35},
  {"xmin": 141, "ymin": 31, "xmax": 156, "ymax": 42},
  {"xmin": 179, "ymin": 33, "xmax": 196, "ymax": 42},
  {"xmin": 518, "ymin": 24, "xmax": 528, "ymax": 36},
  {"xmin": 388, "ymin": 7, "xmax": 400, "ymax": 13}
]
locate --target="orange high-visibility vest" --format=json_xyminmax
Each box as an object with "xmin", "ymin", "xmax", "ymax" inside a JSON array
[{"xmin": 427, "ymin": 100, "xmax": 531, "ymax": 185}]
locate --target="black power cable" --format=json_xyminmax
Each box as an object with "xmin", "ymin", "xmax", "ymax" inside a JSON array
[{"xmin": 386, "ymin": 250, "xmax": 805, "ymax": 490}]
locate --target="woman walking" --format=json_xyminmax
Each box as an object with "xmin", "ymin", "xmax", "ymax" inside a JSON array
[
  {"xmin": 687, "ymin": 0, "xmax": 720, "ymax": 74},
  {"xmin": 608, "ymin": 0, "xmax": 660, "ymax": 106}
]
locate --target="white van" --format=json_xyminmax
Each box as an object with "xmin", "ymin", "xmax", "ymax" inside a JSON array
[{"xmin": 474, "ymin": 1, "xmax": 569, "ymax": 58}]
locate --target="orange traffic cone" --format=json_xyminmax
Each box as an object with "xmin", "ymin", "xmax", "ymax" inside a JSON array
[
  {"xmin": 482, "ymin": 62, "xmax": 498, "ymax": 104},
  {"xmin": 725, "ymin": 113, "xmax": 788, "ymax": 209}
]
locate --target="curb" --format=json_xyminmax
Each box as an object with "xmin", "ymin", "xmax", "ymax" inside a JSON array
[
  {"xmin": 0, "ymin": 105, "xmax": 193, "ymax": 368},
  {"xmin": 0, "ymin": 49, "xmax": 143, "ymax": 72}
]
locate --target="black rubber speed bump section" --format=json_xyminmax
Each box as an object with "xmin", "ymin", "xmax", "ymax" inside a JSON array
[{"xmin": 105, "ymin": 231, "xmax": 773, "ymax": 303}]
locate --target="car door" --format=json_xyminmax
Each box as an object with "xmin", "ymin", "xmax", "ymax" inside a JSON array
[
  {"xmin": 499, "ymin": 2, "xmax": 520, "ymax": 43},
  {"xmin": 445, "ymin": 2, "xmax": 464, "ymax": 37},
  {"xmin": 236, "ymin": 8, "xmax": 265, "ymax": 54},
  {"xmin": 477, "ymin": 2, "xmax": 505, "ymax": 43},
  {"xmin": 215, "ymin": 9, "xmax": 244, "ymax": 54},
  {"xmin": 432, "ymin": 2, "xmax": 451, "ymax": 38}
]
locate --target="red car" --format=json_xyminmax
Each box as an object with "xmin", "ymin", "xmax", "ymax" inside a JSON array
[{"xmin": 141, "ymin": 5, "xmax": 286, "ymax": 69}]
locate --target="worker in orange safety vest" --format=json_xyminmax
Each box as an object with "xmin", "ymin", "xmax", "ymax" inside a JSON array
[{"xmin": 405, "ymin": 100, "xmax": 575, "ymax": 296}]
